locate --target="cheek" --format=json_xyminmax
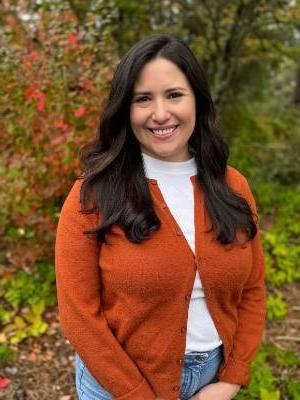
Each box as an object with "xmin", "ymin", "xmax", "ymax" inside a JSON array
[
  {"xmin": 130, "ymin": 107, "xmax": 147, "ymax": 131},
  {"xmin": 179, "ymin": 100, "xmax": 196, "ymax": 125},
  {"xmin": 181, "ymin": 111, "xmax": 196, "ymax": 135}
]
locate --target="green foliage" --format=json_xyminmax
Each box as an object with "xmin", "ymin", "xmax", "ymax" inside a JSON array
[
  {"xmin": 265, "ymin": 345, "xmax": 300, "ymax": 369},
  {"xmin": 0, "ymin": 345, "xmax": 16, "ymax": 366},
  {"xmin": 236, "ymin": 345, "xmax": 300, "ymax": 400},
  {"xmin": 229, "ymin": 108, "xmax": 300, "ymax": 286},
  {"xmin": 259, "ymin": 389, "xmax": 280, "ymax": 400},
  {"xmin": 0, "ymin": 262, "xmax": 56, "ymax": 344},
  {"xmin": 226, "ymin": 103, "xmax": 300, "ymax": 187},
  {"xmin": 0, "ymin": 305, "xmax": 13, "ymax": 325},
  {"xmin": 259, "ymin": 185, "xmax": 300, "ymax": 286},
  {"xmin": 7, "ymin": 302, "xmax": 48, "ymax": 345},
  {"xmin": 286, "ymin": 381, "xmax": 300, "ymax": 399},
  {"xmin": 2, "ymin": 262, "xmax": 56, "ymax": 309},
  {"xmin": 266, "ymin": 294, "xmax": 287, "ymax": 320},
  {"xmin": 236, "ymin": 346, "xmax": 279, "ymax": 399}
]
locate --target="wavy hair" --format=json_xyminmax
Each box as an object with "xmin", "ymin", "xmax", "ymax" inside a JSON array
[{"xmin": 78, "ymin": 33, "xmax": 257, "ymax": 244}]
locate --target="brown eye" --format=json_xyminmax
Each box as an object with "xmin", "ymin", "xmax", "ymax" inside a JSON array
[
  {"xmin": 169, "ymin": 92, "xmax": 183, "ymax": 99},
  {"xmin": 136, "ymin": 96, "xmax": 150, "ymax": 103}
]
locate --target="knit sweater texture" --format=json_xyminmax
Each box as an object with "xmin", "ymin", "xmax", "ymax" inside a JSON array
[{"xmin": 55, "ymin": 165, "xmax": 266, "ymax": 400}]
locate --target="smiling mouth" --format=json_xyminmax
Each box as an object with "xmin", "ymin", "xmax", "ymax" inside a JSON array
[{"xmin": 148, "ymin": 125, "xmax": 179, "ymax": 137}]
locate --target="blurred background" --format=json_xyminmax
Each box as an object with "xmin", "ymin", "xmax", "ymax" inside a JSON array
[{"xmin": 0, "ymin": 0, "xmax": 299, "ymax": 399}]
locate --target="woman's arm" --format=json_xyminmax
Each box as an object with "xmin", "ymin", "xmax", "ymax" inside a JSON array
[
  {"xmin": 217, "ymin": 174, "xmax": 267, "ymax": 386},
  {"xmin": 55, "ymin": 180, "xmax": 156, "ymax": 400}
]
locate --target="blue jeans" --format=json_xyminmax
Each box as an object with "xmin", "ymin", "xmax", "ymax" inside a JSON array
[{"xmin": 75, "ymin": 345, "xmax": 223, "ymax": 400}]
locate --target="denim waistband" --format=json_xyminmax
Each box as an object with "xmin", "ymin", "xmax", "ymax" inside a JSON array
[{"xmin": 185, "ymin": 345, "xmax": 223, "ymax": 360}]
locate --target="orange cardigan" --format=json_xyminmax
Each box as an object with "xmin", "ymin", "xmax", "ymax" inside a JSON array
[{"xmin": 55, "ymin": 165, "xmax": 266, "ymax": 400}]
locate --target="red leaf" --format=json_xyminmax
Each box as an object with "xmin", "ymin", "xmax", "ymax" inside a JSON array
[
  {"xmin": 0, "ymin": 377, "xmax": 11, "ymax": 389},
  {"xmin": 28, "ymin": 51, "xmax": 39, "ymax": 63},
  {"xmin": 68, "ymin": 33, "xmax": 79, "ymax": 44},
  {"xmin": 54, "ymin": 119, "xmax": 69, "ymax": 132},
  {"xmin": 36, "ymin": 92, "xmax": 45, "ymax": 110},
  {"xmin": 67, "ymin": 33, "xmax": 80, "ymax": 49},
  {"xmin": 24, "ymin": 85, "xmax": 37, "ymax": 101},
  {"xmin": 24, "ymin": 87, "xmax": 45, "ymax": 110},
  {"xmin": 75, "ymin": 107, "xmax": 86, "ymax": 117}
]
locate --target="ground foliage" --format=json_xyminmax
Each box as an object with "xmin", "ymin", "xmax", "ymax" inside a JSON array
[{"xmin": 0, "ymin": 1, "xmax": 299, "ymax": 399}]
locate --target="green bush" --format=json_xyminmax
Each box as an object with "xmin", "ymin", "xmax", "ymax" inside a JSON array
[
  {"xmin": 236, "ymin": 345, "xmax": 300, "ymax": 400},
  {"xmin": 0, "ymin": 345, "xmax": 16, "ymax": 366},
  {"xmin": 266, "ymin": 294, "xmax": 287, "ymax": 321},
  {"xmin": 0, "ymin": 262, "xmax": 56, "ymax": 345},
  {"xmin": 259, "ymin": 185, "xmax": 300, "ymax": 286},
  {"xmin": 236, "ymin": 346, "xmax": 279, "ymax": 399}
]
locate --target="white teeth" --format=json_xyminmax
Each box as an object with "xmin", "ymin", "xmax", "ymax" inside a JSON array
[{"xmin": 152, "ymin": 127, "xmax": 177, "ymax": 135}]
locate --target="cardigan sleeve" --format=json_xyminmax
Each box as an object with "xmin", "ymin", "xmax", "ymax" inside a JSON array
[
  {"xmin": 55, "ymin": 179, "xmax": 156, "ymax": 400},
  {"xmin": 217, "ymin": 174, "xmax": 267, "ymax": 386}
]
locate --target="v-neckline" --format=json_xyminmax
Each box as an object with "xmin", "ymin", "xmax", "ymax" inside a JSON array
[{"xmin": 147, "ymin": 175, "xmax": 204, "ymax": 261}]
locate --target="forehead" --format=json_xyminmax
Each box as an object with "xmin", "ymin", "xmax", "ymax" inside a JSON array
[{"xmin": 133, "ymin": 58, "xmax": 190, "ymax": 90}]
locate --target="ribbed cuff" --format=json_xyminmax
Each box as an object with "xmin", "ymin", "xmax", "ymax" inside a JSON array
[{"xmin": 217, "ymin": 357, "xmax": 251, "ymax": 387}]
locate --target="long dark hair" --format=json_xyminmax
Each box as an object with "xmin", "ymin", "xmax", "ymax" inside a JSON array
[{"xmin": 78, "ymin": 33, "xmax": 257, "ymax": 244}]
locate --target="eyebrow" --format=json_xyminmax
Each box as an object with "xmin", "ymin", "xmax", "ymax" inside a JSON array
[{"xmin": 133, "ymin": 87, "xmax": 188, "ymax": 96}]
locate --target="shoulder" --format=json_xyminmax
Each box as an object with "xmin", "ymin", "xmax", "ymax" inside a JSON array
[
  {"xmin": 57, "ymin": 178, "xmax": 84, "ymax": 226},
  {"xmin": 62, "ymin": 178, "xmax": 84, "ymax": 212},
  {"xmin": 226, "ymin": 165, "xmax": 258, "ymax": 214},
  {"xmin": 60, "ymin": 177, "xmax": 98, "ymax": 221},
  {"xmin": 225, "ymin": 165, "xmax": 249, "ymax": 190}
]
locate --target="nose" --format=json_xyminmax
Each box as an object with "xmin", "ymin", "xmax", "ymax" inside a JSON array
[{"xmin": 151, "ymin": 100, "xmax": 171, "ymax": 123}]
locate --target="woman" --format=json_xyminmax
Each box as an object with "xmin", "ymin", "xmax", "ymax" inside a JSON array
[{"xmin": 55, "ymin": 34, "xmax": 266, "ymax": 400}]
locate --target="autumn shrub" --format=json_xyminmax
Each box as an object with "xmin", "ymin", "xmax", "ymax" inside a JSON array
[
  {"xmin": 0, "ymin": 28, "xmax": 116, "ymax": 267},
  {"xmin": 0, "ymin": 13, "xmax": 117, "ymax": 346}
]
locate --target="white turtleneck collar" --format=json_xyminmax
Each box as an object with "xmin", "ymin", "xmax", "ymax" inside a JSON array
[{"xmin": 142, "ymin": 152, "xmax": 197, "ymax": 179}]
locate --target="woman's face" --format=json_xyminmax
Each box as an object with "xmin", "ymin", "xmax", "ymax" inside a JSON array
[{"xmin": 130, "ymin": 57, "xmax": 196, "ymax": 162}]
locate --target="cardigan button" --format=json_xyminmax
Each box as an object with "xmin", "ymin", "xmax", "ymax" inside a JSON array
[
  {"xmin": 177, "ymin": 358, "xmax": 183, "ymax": 365},
  {"xmin": 180, "ymin": 327, "xmax": 186, "ymax": 334},
  {"xmin": 172, "ymin": 385, "xmax": 180, "ymax": 391},
  {"xmin": 185, "ymin": 294, "xmax": 190, "ymax": 301}
]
